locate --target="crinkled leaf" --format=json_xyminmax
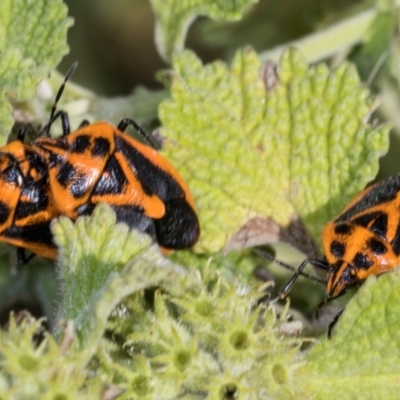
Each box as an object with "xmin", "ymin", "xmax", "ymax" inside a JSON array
[
  {"xmin": 98, "ymin": 267, "xmax": 308, "ymax": 399},
  {"xmin": 159, "ymin": 48, "xmax": 389, "ymax": 253},
  {"xmin": 149, "ymin": 0, "xmax": 257, "ymax": 62},
  {"xmin": 52, "ymin": 203, "xmax": 153, "ymax": 322},
  {"xmin": 51, "ymin": 204, "xmax": 201, "ymax": 352},
  {"xmin": 296, "ymin": 268, "xmax": 400, "ymax": 398},
  {"xmin": 0, "ymin": 0, "xmax": 72, "ymax": 144},
  {"xmin": 76, "ymin": 254, "xmax": 201, "ymax": 358}
]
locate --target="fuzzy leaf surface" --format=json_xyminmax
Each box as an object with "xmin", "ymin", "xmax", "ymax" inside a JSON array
[
  {"xmin": 159, "ymin": 48, "xmax": 389, "ymax": 253},
  {"xmin": 0, "ymin": 315, "xmax": 104, "ymax": 398},
  {"xmin": 52, "ymin": 204, "xmax": 201, "ymax": 353},
  {"xmin": 297, "ymin": 268, "xmax": 400, "ymax": 399},
  {"xmin": 0, "ymin": 0, "xmax": 72, "ymax": 144},
  {"xmin": 149, "ymin": 0, "xmax": 257, "ymax": 62}
]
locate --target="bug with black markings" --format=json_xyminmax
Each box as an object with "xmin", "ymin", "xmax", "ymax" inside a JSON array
[
  {"xmin": 256, "ymin": 175, "xmax": 400, "ymax": 337},
  {"xmin": 0, "ymin": 137, "xmax": 58, "ymax": 261},
  {"xmin": 32, "ymin": 63, "xmax": 200, "ymax": 252}
]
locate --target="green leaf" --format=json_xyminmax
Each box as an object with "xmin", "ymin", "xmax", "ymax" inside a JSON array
[
  {"xmin": 149, "ymin": 0, "xmax": 257, "ymax": 62},
  {"xmin": 159, "ymin": 48, "xmax": 390, "ymax": 253},
  {"xmin": 297, "ymin": 268, "xmax": 400, "ymax": 398},
  {"xmin": 51, "ymin": 203, "xmax": 201, "ymax": 353},
  {"xmin": 98, "ymin": 267, "xmax": 309, "ymax": 399},
  {"xmin": 169, "ymin": 248, "xmax": 258, "ymax": 282},
  {"xmin": 0, "ymin": 0, "xmax": 72, "ymax": 145},
  {"xmin": 52, "ymin": 203, "xmax": 153, "ymax": 322},
  {"xmin": 0, "ymin": 314, "xmax": 104, "ymax": 398}
]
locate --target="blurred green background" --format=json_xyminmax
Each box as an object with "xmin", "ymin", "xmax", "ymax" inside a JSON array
[
  {"xmin": 60, "ymin": 0, "xmax": 400, "ymax": 178},
  {"xmin": 60, "ymin": 0, "xmax": 360, "ymax": 94}
]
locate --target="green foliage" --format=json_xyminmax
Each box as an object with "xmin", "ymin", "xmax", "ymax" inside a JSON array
[
  {"xmin": 0, "ymin": 314, "xmax": 104, "ymax": 398},
  {"xmin": 159, "ymin": 47, "xmax": 389, "ymax": 253},
  {"xmin": 52, "ymin": 203, "xmax": 153, "ymax": 322},
  {"xmin": 0, "ymin": 206, "xmax": 310, "ymax": 399},
  {"xmin": 149, "ymin": 0, "xmax": 257, "ymax": 62},
  {"xmin": 99, "ymin": 268, "xmax": 308, "ymax": 399},
  {"xmin": 297, "ymin": 269, "xmax": 400, "ymax": 399},
  {"xmin": 0, "ymin": 0, "xmax": 399, "ymax": 398},
  {"xmin": 0, "ymin": 0, "xmax": 72, "ymax": 144},
  {"xmin": 169, "ymin": 248, "xmax": 258, "ymax": 282},
  {"xmin": 52, "ymin": 204, "xmax": 201, "ymax": 350}
]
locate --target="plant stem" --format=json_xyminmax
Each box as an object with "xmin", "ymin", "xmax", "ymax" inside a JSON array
[{"xmin": 259, "ymin": 5, "xmax": 397, "ymax": 64}]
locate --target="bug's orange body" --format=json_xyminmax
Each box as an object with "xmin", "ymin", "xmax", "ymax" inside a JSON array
[
  {"xmin": 256, "ymin": 176, "xmax": 400, "ymax": 336},
  {"xmin": 0, "ymin": 62, "xmax": 199, "ymax": 261},
  {"xmin": 322, "ymin": 176, "xmax": 400, "ymax": 297},
  {"xmin": 0, "ymin": 141, "xmax": 58, "ymax": 260},
  {"xmin": 33, "ymin": 121, "xmax": 200, "ymax": 250}
]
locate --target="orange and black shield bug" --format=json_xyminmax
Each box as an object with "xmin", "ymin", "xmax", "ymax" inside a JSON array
[
  {"xmin": 256, "ymin": 175, "xmax": 400, "ymax": 337},
  {"xmin": 0, "ymin": 138, "xmax": 57, "ymax": 261},
  {"xmin": 33, "ymin": 64, "xmax": 200, "ymax": 251},
  {"xmin": 0, "ymin": 64, "xmax": 80, "ymax": 262}
]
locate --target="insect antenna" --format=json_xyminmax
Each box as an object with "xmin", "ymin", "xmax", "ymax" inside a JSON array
[
  {"xmin": 42, "ymin": 62, "xmax": 78, "ymax": 137},
  {"xmin": 254, "ymin": 248, "xmax": 325, "ymax": 285}
]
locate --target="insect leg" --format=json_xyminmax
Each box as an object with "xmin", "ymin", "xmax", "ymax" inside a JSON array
[
  {"xmin": 39, "ymin": 110, "xmax": 71, "ymax": 138},
  {"xmin": 276, "ymin": 258, "xmax": 326, "ymax": 300},
  {"xmin": 78, "ymin": 119, "xmax": 90, "ymax": 128},
  {"xmin": 16, "ymin": 247, "xmax": 35, "ymax": 265},
  {"xmin": 117, "ymin": 118, "xmax": 157, "ymax": 148},
  {"xmin": 254, "ymin": 248, "xmax": 325, "ymax": 284},
  {"xmin": 327, "ymin": 309, "xmax": 344, "ymax": 339}
]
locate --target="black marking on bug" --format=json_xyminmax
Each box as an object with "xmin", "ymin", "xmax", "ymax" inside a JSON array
[
  {"xmin": 91, "ymin": 137, "xmax": 111, "ymax": 158},
  {"xmin": 112, "ymin": 205, "xmax": 156, "ymax": 239},
  {"xmin": 154, "ymin": 198, "xmax": 200, "ymax": 248},
  {"xmin": 330, "ymin": 240, "xmax": 346, "ymax": 258},
  {"xmin": 115, "ymin": 134, "xmax": 185, "ymax": 200},
  {"xmin": 0, "ymin": 202, "xmax": 10, "ymax": 225},
  {"xmin": 48, "ymin": 153, "xmax": 64, "ymax": 168},
  {"xmin": 369, "ymin": 213, "xmax": 388, "ymax": 238},
  {"xmin": 351, "ymin": 211, "xmax": 388, "ymax": 240},
  {"xmin": 3, "ymin": 222, "xmax": 55, "ymax": 246},
  {"xmin": 352, "ymin": 252, "xmax": 373, "ymax": 270},
  {"xmin": 334, "ymin": 223, "xmax": 353, "ymax": 235},
  {"xmin": 391, "ymin": 223, "xmax": 400, "ymax": 256},
  {"xmin": 334, "ymin": 264, "xmax": 358, "ymax": 292},
  {"xmin": 367, "ymin": 238, "xmax": 387, "ymax": 256},
  {"xmin": 70, "ymin": 173, "xmax": 91, "ymax": 198},
  {"xmin": 20, "ymin": 184, "xmax": 43, "ymax": 204},
  {"xmin": 71, "ymin": 135, "xmax": 91, "ymax": 154},
  {"xmin": 54, "ymin": 138, "xmax": 70, "ymax": 151},
  {"xmin": 15, "ymin": 188, "xmax": 49, "ymax": 219},
  {"xmin": 352, "ymin": 212, "xmax": 382, "ymax": 229},
  {"xmin": 5, "ymin": 166, "xmax": 22, "ymax": 185},
  {"xmin": 93, "ymin": 155, "xmax": 127, "ymax": 195},
  {"xmin": 75, "ymin": 202, "xmax": 96, "ymax": 216},
  {"xmin": 57, "ymin": 161, "xmax": 76, "ymax": 187},
  {"xmin": 336, "ymin": 176, "xmax": 400, "ymax": 223},
  {"xmin": 327, "ymin": 260, "xmax": 346, "ymax": 295}
]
